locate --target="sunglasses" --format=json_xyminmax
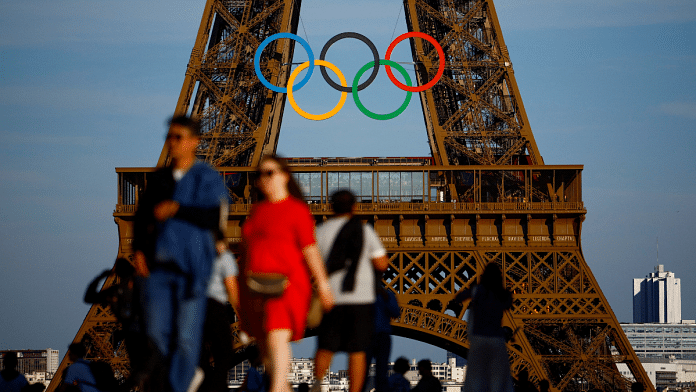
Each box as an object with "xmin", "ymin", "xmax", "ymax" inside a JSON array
[
  {"xmin": 256, "ymin": 169, "xmax": 282, "ymax": 178},
  {"xmin": 165, "ymin": 133, "xmax": 186, "ymax": 141}
]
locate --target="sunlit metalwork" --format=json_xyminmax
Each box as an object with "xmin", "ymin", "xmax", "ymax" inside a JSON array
[{"xmin": 50, "ymin": 1, "xmax": 654, "ymax": 391}]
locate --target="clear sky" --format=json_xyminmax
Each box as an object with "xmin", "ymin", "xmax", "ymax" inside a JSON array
[{"xmin": 1, "ymin": 0, "xmax": 695, "ymax": 368}]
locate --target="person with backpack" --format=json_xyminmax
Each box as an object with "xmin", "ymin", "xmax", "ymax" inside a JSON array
[
  {"xmin": 59, "ymin": 343, "xmax": 117, "ymax": 392},
  {"xmin": 312, "ymin": 190, "xmax": 388, "ymax": 392}
]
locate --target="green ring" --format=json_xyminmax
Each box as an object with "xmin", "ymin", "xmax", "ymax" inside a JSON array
[{"xmin": 352, "ymin": 59, "xmax": 412, "ymax": 120}]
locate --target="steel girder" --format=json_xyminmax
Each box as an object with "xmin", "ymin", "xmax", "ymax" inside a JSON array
[
  {"xmin": 402, "ymin": 0, "xmax": 543, "ymax": 167},
  {"xmin": 157, "ymin": 0, "xmax": 302, "ymax": 168}
]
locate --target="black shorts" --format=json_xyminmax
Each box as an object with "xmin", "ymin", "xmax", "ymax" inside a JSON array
[{"xmin": 317, "ymin": 304, "xmax": 374, "ymax": 353}]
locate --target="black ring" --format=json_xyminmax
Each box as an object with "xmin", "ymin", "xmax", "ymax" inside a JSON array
[{"xmin": 319, "ymin": 32, "xmax": 380, "ymax": 93}]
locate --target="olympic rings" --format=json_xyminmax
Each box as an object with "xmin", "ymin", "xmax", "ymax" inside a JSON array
[
  {"xmin": 353, "ymin": 60, "xmax": 412, "ymax": 120},
  {"xmin": 253, "ymin": 31, "xmax": 445, "ymax": 120},
  {"xmin": 385, "ymin": 32, "xmax": 445, "ymax": 92},
  {"xmin": 287, "ymin": 60, "xmax": 348, "ymax": 121},
  {"xmin": 255, "ymin": 33, "xmax": 314, "ymax": 93},
  {"xmin": 320, "ymin": 32, "xmax": 380, "ymax": 93}
]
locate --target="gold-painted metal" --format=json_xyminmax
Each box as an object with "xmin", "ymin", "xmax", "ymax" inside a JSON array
[
  {"xmin": 48, "ymin": 272, "xmax": 131, "ymax": 389},
  {"xmin": 402, "ymin": 0, "xmax": 543, "ymax": 167},
  {"xmin": 49, "ymin": 165, "xmax": 653, "ymax": 392},
  {"xmin": 157, "ymin": 0, "xmax": 302, "ymax": 168},
  {"xmin": 50, "ymin": 1, "xmax": 654, "ymax": 391}
]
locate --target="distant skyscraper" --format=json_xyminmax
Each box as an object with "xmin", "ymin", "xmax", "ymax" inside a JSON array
[
  {"xmin": 447, "ymin": 352, "xmax": 466, "ymax": 367},
  {"xmin": 633, "ymin": 265, "xmax": 682, "ymax": 323}
]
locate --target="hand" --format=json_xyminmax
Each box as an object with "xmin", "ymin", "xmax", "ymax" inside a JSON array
[
  {"xmin": 317, "ymin": 281, "xmax": 334, "ymax": 312},
  {"xmin": 154, "ymin": 200, "xmax": 179, "ymax": 222},
  {"xmin": 134, "ymin": 251, "xmax": 150, "ymax": 278}
]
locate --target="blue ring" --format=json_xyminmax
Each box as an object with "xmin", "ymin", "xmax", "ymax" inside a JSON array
[{"xmin": 254, "ymin": 33, "xmax": 314, "ymax": 93}]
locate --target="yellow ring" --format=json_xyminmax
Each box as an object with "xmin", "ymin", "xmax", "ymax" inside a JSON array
[{"xmin": 287, "ymin": 60, "xmax": 348, "ymax": 121}]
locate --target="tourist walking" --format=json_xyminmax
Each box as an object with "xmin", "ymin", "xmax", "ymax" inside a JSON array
[
  {"xmin": 456, "ymin": 263, "xmax": 514, "ymax": 392},
  {"xmin": 238, "ymin": 155, "xmax": 333, "ymax": 392},
  {"xmin": 133, "ymin": 115, "xmax": 228, "ymax": 392},
  {"xmin": 364, "ymin": 281, "xmax": 400, "ymax": 392},
  {"xmin": 199, "ymin": 238, "xmax": 239, "ymax": 392},
  {"xmin": 313, "ymin": 190, "xmax": 388, "ymax": 392}
]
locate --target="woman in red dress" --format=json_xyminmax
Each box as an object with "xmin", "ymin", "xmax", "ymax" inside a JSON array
[{"xmin": 239, "ymin": 155, "xmax": 333, "ymax": 392}]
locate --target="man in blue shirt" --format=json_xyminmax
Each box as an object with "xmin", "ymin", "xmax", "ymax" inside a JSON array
[{"xmin": 133, "ymin": 115, "xmax": 227, "ymax": 392}]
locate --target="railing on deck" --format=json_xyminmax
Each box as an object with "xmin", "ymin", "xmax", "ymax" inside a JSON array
[{"xmin": 115, "ymin": 164, "xmax": 585, "ymax": 214}]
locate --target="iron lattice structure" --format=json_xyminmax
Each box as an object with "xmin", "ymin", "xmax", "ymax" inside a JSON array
[
  {"xmin": 48, "ymin": 1, "xmax": 655, "ymax": 392},
  {"xmin": 402, "ymin": 0, "xmax": 543, "ymax": 168},
  {"xmin": 157, "ymin": 0, "xmax": 302, "ymax": 168}
]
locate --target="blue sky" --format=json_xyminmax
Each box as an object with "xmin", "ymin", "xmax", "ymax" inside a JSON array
[{"xmin": 1, "ymin": 0, "xmax": 695, "ymax": 367}]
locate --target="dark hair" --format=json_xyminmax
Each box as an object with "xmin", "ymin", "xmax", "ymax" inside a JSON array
[
  {"xmin": 3, "ymin": 351, "xmax": 18, "ymax": 369},
  {"xmin": 479, "ymin": 263, "xmax": 511, "ymax": 301},
  {"xmin": 257, "ymin": 155, "xmax": 304, "ymax": 202},
  {"xmin": 168, "ymin": 115, "xmax": 201, "ymax": 137},
  {"xmin": 331, "ymin": 190, "xmax": 355, "ymax": 214},
  {"xmin": 417, "ymin": 359, "xmax": 432, "ymax": 373},
  {"xmin": 393, "ymin": 357, "xmax": 409, "ymax": 374},
  {"xmin": 68, "ymin": 342, "xmax": 87, "ymax": 358},
  {"xmin": 25, "ymin": 384, "xmax": 47, "ymax": 392},
  {"xmin": 114, "ymin": 258, "xmax": 135, "ymax": 278},
  {"xmin": 480, "ymin": 263, "xmax": 503, "ymax": 290}
]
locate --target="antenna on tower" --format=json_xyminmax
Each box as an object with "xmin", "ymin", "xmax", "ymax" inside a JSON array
[{"xmin": 657, "ymin": 237, "xmax": 659, "ymax": 265}]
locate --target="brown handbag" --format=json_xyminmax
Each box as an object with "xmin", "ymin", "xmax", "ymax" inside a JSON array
[
  {"xmin": 246, "ymin": 272, "xmax": 288, "ymax": 297},
  {"xmin": 305, "ymin": 293, "xmax": 323, "ymax": 329}
]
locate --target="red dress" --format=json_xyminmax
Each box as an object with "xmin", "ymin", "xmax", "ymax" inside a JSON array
[{"xmin": 239, "ymin": 197, "xmax": 316, "ymax": 341}]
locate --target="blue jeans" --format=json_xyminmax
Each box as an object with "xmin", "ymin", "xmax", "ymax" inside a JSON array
[{"xmin": 142, "ymin": 269, "xmax": 207, "ymax": 392}]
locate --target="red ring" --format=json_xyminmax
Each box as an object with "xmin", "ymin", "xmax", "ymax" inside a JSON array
[{"xmin": 385, "ymin": 32, "xmax": 445, "ymax": 92}]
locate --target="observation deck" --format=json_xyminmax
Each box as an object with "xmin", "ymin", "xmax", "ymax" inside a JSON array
[{"xmin": 114, "ymin": 159, "xmax": 585, "ymax": 251}]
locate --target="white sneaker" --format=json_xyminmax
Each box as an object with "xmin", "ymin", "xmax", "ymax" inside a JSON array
[{"xmin": 187, "ymin": 367, "xmax": 205, "ymax": 392}]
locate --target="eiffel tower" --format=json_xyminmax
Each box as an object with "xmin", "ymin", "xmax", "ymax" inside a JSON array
[{"xmin": 48, "ymin": 1, "xmax": 654, "ymax": 391}]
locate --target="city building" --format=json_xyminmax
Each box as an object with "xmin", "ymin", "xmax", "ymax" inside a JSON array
[
  {"xmin": 227, "ymin": 359, "xmax": 252, "ymax": 385},
  {"xmin": 46, "ymin": 348, "xmax": 59, "ymax": 376},
  {"xmin": 621, "ymin": 322, "xmax": 696, "ymax": 360},
  {"xmin": 227, "ymin": 356, "xmax": 467, "ymax": 391},
  {"xmin": 446, "ymin": 352, "xmax": 466, "ymax": 367},
  {"xmin": 634, "ymin": 265, "xmax": 682, "ymax": 323},
  {"xmin": 0, "ymin": 349, "xmax": 60, "ymax": 378},
  {"xmin": 617, "ymin": 357, "xmax": 696, "ymax": 391},
  {"xmin": 289, "ymin": 357, "xmax": 315, "ymax": 384}
]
